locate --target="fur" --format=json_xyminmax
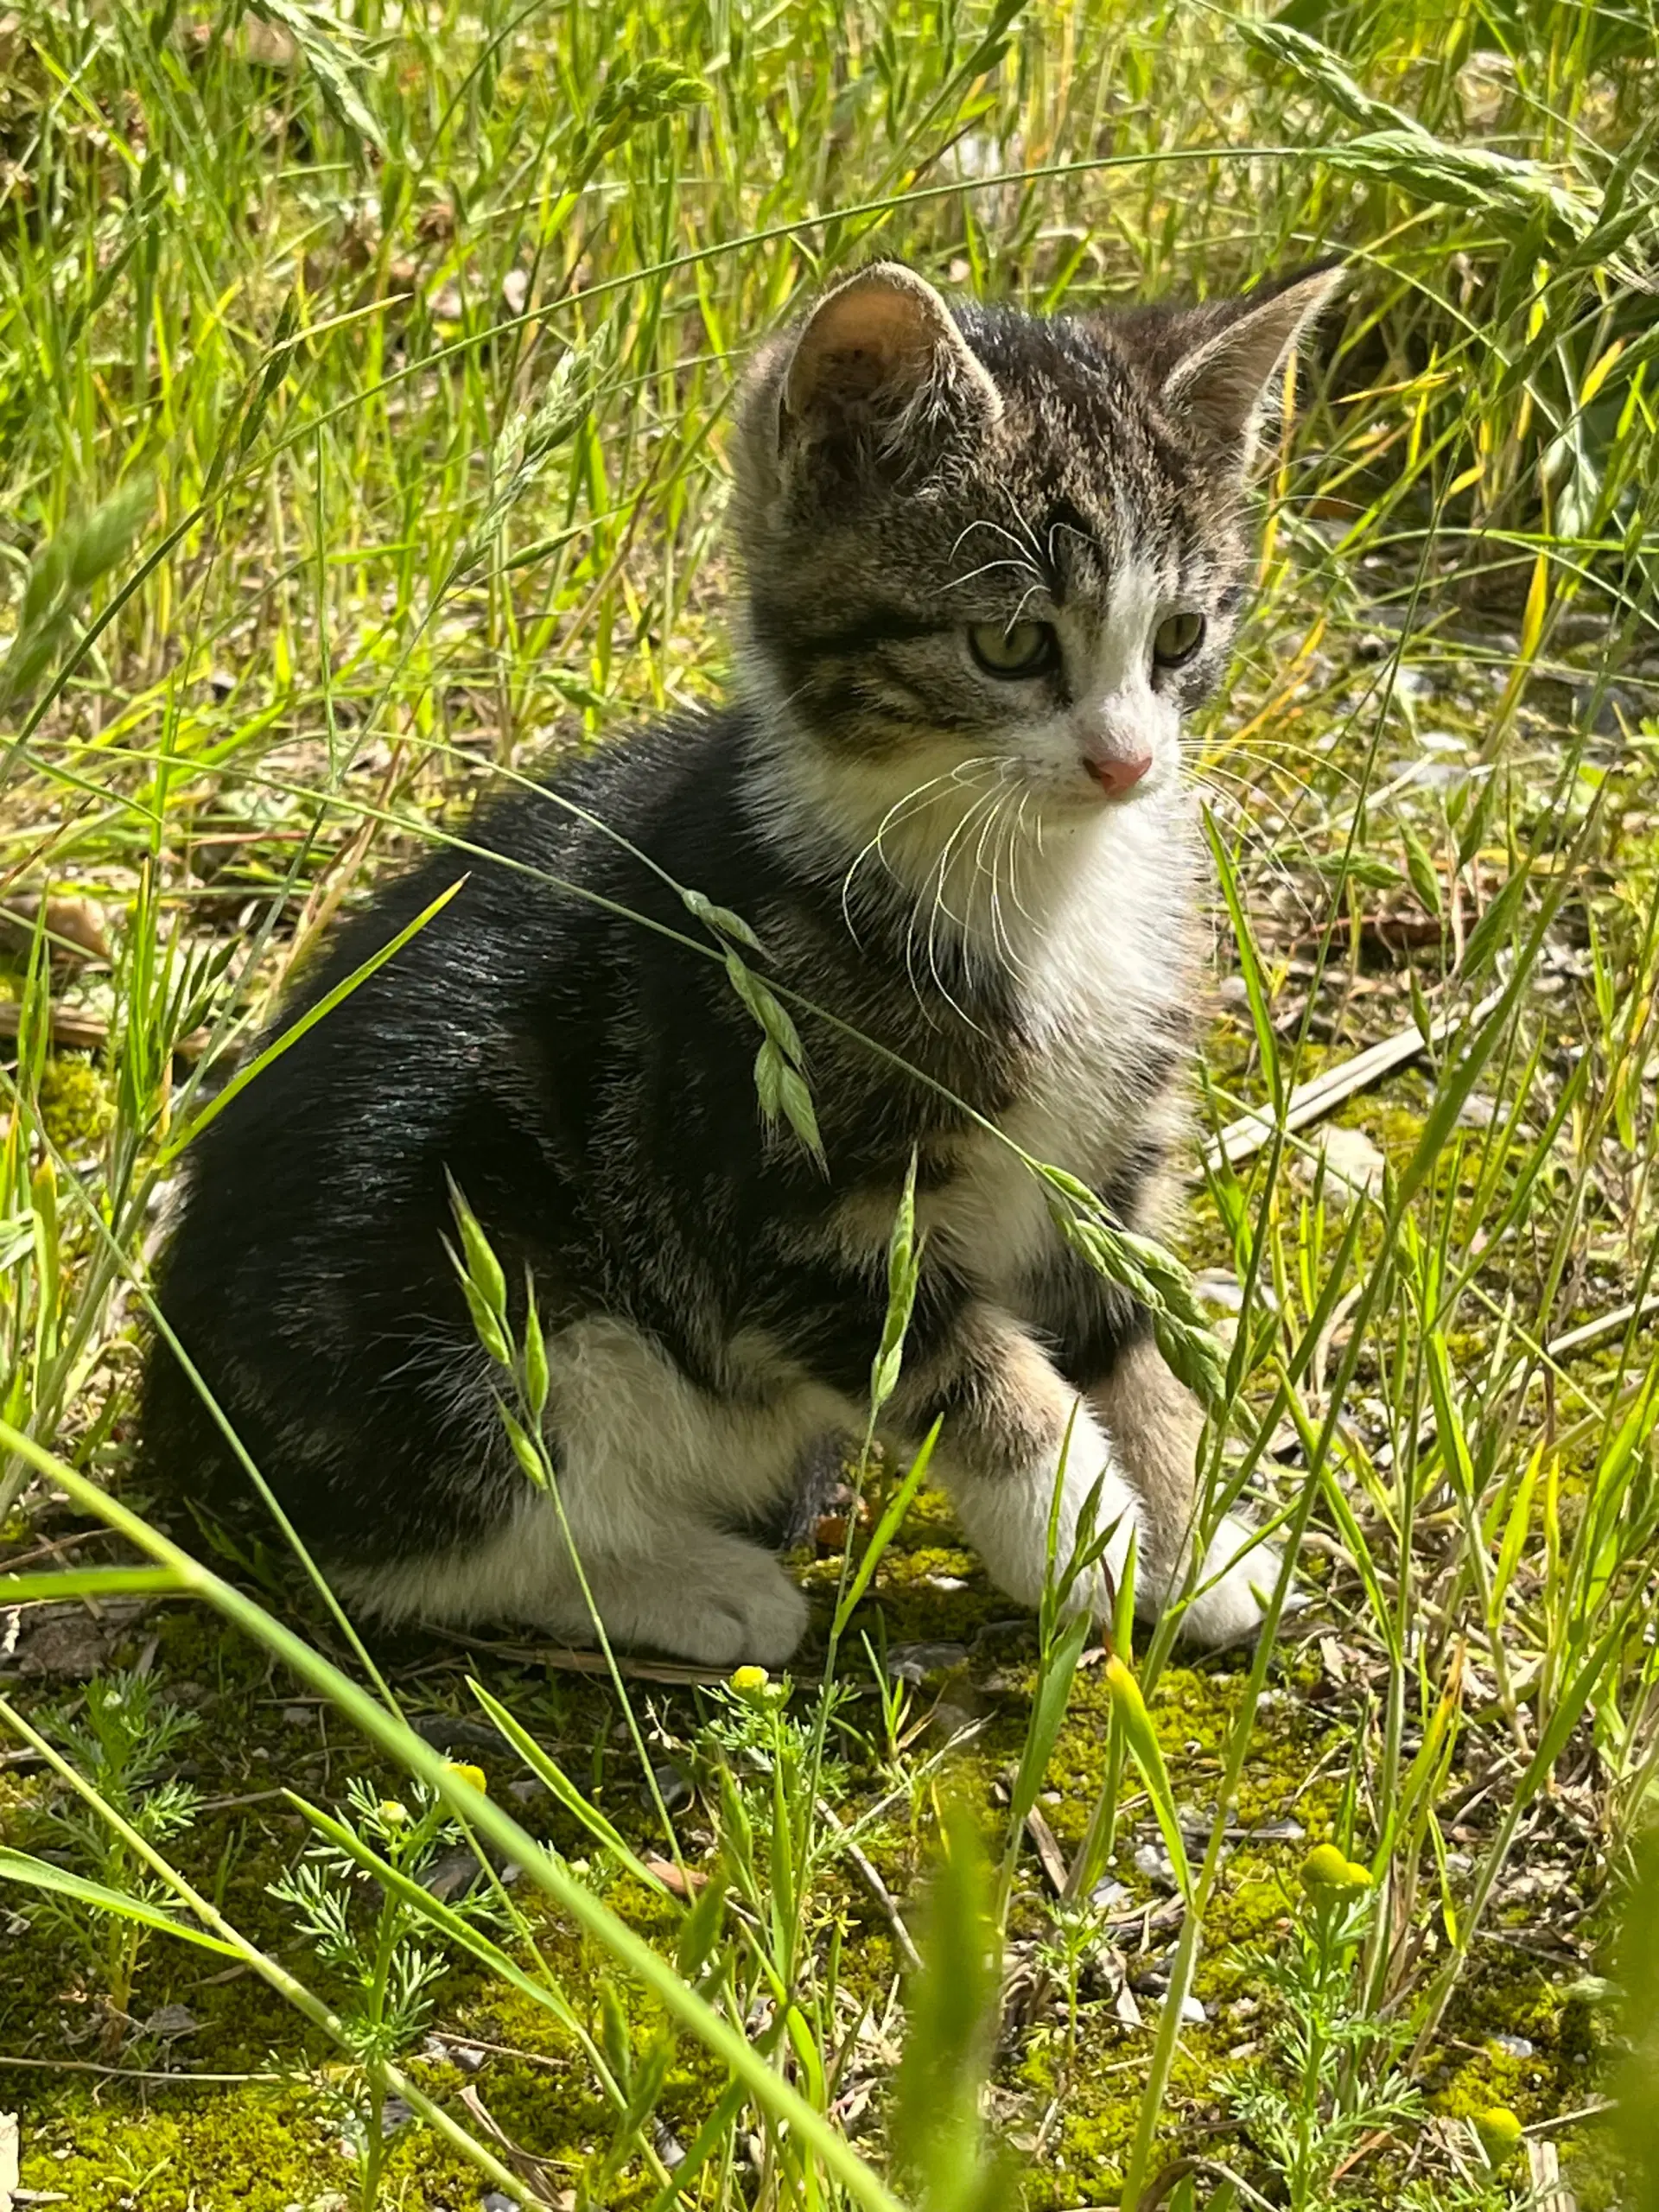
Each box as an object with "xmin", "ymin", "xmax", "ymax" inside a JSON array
[{"xmin": 141, "ymin": 258, "xmax": 1339, "ymax": 1662}]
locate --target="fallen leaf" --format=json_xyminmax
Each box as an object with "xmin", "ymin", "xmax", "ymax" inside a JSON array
[{"xmin": 644, "ymin": 1856, "xmax": 708, "ymax": 1898}]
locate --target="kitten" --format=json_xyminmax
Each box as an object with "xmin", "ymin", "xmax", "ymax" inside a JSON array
[{"xmin": 141, "ymin": 257, "xmax": 1339, "ymax": 1667}]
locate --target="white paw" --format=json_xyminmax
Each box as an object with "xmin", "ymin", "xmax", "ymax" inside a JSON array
[
  {"xmin": 652, "ymin": 1551, "xmax": 810, "ymax": 1669},
  {"xmin": 1174, "ymin": 1515, "xmax": 1287, "ymax": 1650},
  {"xmin": 950, "ymin": 1415, "xmax": 1141, "ymax": 1618}
]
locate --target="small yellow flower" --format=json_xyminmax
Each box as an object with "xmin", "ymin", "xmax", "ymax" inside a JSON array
[
  {"xmin": 378, "ymin": 1800, "xmax": 410, "ymax": 1827},
  {"xmin": 445, "ymin": 1761, "xmax": 488, "ymax": 1794},
  {"xmin": 1300, "ymin": 1843, "xmax": 1371, "ymax": 1898},
  {"xmin": 1472, "ymin": 2107, "xmax": 1523, "ymax": 2166},
  {"xmin": 730, "ymin": 1665, "xmax": 769, "ymax": 1695}
]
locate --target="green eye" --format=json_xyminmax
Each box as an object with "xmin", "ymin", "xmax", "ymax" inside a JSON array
[
  {"xmin": 968, "ymin": 620, "xmax": 1058, "ymax": 678},
  {"xmin": 1153, "ymin": 610, "xmax": 1205, "ymax": 668}
]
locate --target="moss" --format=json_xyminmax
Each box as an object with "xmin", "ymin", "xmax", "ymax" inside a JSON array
[{"xmin": 36, "ymin": 1054, "xmax": 113, "ymax": 1149}]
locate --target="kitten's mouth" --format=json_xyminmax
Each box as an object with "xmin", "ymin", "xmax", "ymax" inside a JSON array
[{"xmin": 1081, "ymin": 752, "xmax": 1152, "ymax": 798}]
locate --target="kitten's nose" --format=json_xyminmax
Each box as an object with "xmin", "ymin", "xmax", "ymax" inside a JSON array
[{"xmin": 1083, "ymin": 749, "xmax": 1152, "ymax": 796}]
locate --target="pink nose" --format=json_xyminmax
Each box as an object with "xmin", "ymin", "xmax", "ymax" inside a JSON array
[{"xmin": 1084, "ymin": 751, "xmax": 1152, "ymax": 796}]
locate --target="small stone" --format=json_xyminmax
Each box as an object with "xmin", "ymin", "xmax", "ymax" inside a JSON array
[
  {"xmin": 886, "ymin": 1641, "xmax": 970, "ymax": 1684},
  {"xmin": 1489, "ymin": 2034, "xmax": 1535, "ymax": 2059},
  {"xmin": 410, "ymin": 1713, "xmax": 499, "ymax": 1754},
  {"xmin": 422, "ymin": 1847, "xmax": 483, "ymax": 1904},
  {"xmin": 506, "ymin": 1777, "xmax": 546, "ymax": 1806},
  {"xmin": 652, "ymin": 1762, "xmax": 694, "ymax": 1812},
  {"xmin": 1134, "ymin": 1843, "xmax": 1175, "ymax": 1889},
  {"xmin": 279, "ymin": 1706, "xmax": 311, "ymax": 1729},
  {"xmin": 1313, "ymin": 1125, "xmax": 1387, "ymax": 1200},
  {"xmin": 1179, "ymin": 1994, "xmax": 1207, "ymax": 2025},
  {"xmin": 139, "ymin": 2004, "xmax": 200, "ymax": 2038},
  {"xmin": 655, "ymin": 2120, "xmax": 687, "ymax": 2167},
  {"xmin": 930, "ymin": 1700, "xmax": 977, "ymax": 1743},
  {"xmin": 378, "ymin": 2097, "xmax": 415, "ymax": 2137}
]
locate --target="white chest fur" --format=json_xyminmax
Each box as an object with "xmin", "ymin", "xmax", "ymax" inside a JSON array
[{"xmin": 931, "ymin": 792, "xmax": 1198, "ymax": 1300}]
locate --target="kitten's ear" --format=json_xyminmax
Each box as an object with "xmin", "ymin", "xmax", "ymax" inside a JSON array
[
  {"xmin": 777, "ymin": 262, "xmax": 1001, "ymax": 456},
  {"xmin": 1157, "ymin": 264, "xmax": 1344, "ymax": 473}
]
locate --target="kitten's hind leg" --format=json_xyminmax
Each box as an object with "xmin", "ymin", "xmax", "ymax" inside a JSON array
[
  {"xmin": 339, "ymin": 1313, "xmax": 835, "ymax": 1666},
  {"xmin": 347, "ymin": 1501, "xmax": 810, "ymax": 1668}
]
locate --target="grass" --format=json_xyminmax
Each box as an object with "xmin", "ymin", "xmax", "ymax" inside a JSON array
[{"xmin": 3, "ymin": 0, "xmax": 1659, "ymax": 2204}]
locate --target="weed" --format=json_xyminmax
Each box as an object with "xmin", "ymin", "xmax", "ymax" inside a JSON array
[
  {"xmin": 270, "ymin": 1771, "xmax": 501, "ymax": 2207},
  {"xmin": 29, "ymin": 1669, "xmax": 200, "ymax": 2056}
]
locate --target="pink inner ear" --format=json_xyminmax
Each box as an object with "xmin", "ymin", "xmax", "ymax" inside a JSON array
[
  {"xmin": 784, "ymin": 269, "xmax": 951, "ymax": 421},
  {"xmin": 818, "ymin": 340, "xmax": 905, "ymax": 404},
  {"xmin": 1160, "ymin": 269, "xmax": 1344, "ymax": 456}
]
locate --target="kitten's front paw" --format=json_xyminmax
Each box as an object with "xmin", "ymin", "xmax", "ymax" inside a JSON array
[
  {"xmin": 1175, "ymin": 1514, "xmax": 1287, "ymax": 1650},
  {"xmin": 664, "ymin": 1550, "xmax": 810, "ymax": 1669}
]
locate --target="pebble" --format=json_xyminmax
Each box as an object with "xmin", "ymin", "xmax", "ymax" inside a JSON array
[
  {"xmin": 1490, "ymin": 2034, "xmax": 1535, "ymax": 2059},
  {"xmin": 1134, "ymin": 1843, "xmax": 1176, "ymax": 1888},
  {"xmin": 655, "ymin": 2121, "xmax": 687, "ymax": 2168},
  {"xmin": 652, "ymin": 1761, "xmax": 694, "ymax": 1812},
  {"xmin": 885, "ymin": 1641, "xmax": 969, "ymax": 1683},
  {"xmin": 1314, "ymin": 1125, "xmax": 1387, "ymax": 1200}
]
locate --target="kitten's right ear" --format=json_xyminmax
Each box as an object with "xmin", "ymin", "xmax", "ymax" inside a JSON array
[{"xmin": 772, "ymin": 262, "xmax": 1001, "ymax": 462}]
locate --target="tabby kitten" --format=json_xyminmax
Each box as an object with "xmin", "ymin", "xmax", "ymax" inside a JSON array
[{"xmin": 142, "ymin": 257, "xmax": 1339, "ymax": 1666}]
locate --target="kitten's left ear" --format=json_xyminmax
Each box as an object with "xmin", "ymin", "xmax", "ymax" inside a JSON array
[{"xmin": 1160, "ymin": 263, "xmax": 1344, "ymax": 473}]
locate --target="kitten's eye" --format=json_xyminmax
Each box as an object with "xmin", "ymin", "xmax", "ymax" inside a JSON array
[
  {"xmin": 968, "ymin": 620, "xmax": 1058, "ymax": 679},
  {"xmin": 1152, "ymin": 610, "xmax": 1205, "ymax": 668}
]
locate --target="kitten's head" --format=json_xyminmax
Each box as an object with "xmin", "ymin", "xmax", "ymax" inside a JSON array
[{"xmin": 732, "ymin": 259, "xmax": 1340, "ymax": 849}]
